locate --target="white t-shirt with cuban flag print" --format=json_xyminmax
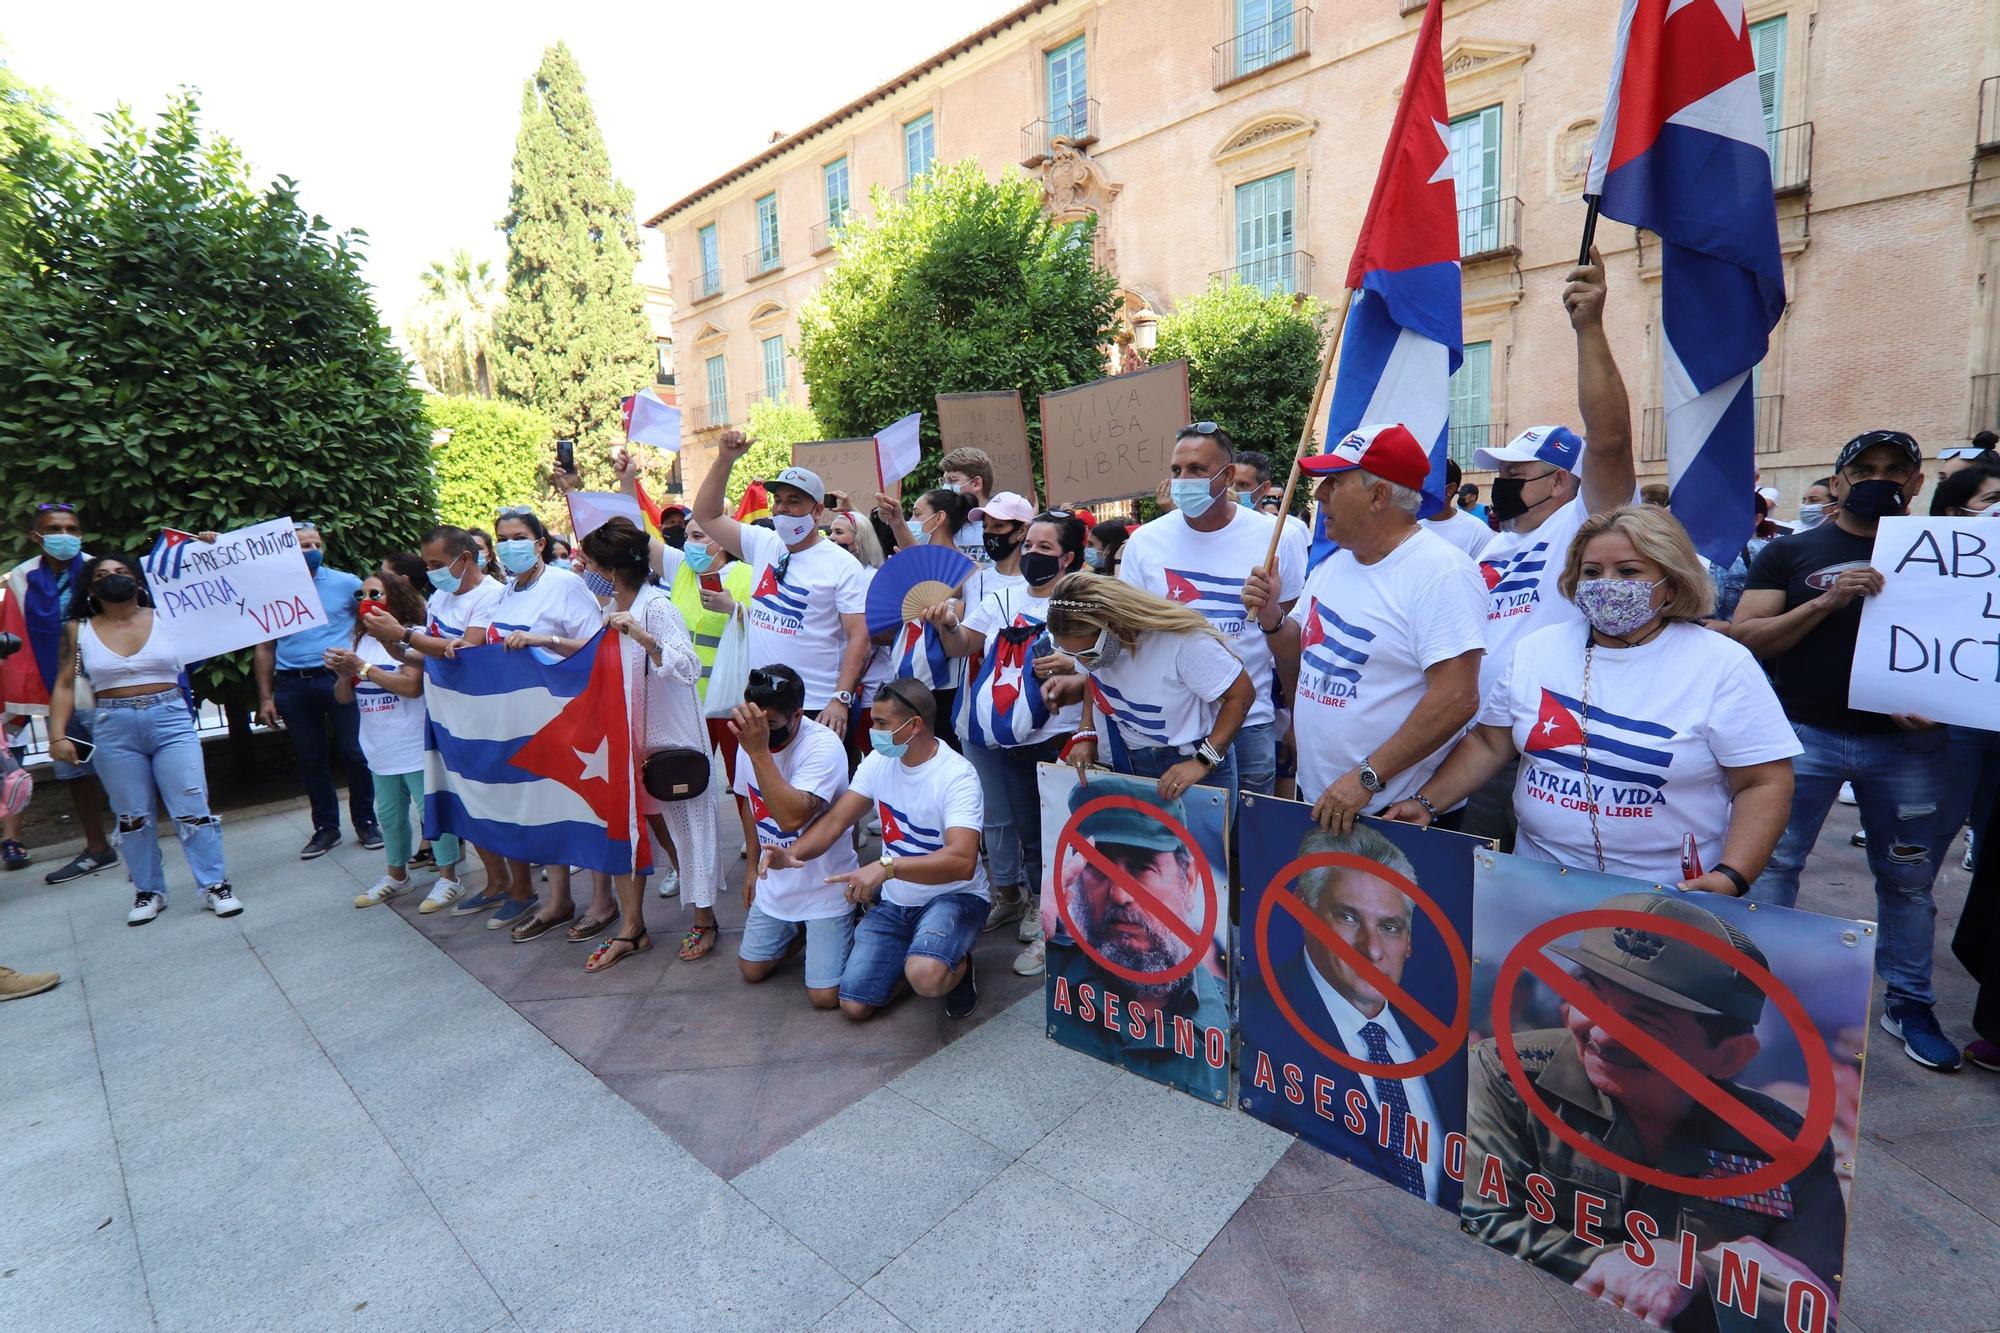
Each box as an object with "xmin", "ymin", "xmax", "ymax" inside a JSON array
[
  {"xmin": 1288, "ymin": 526, "xmax": 1489, "ymax": 806},
  {"xmin": 960, "ymin": 583, "xmax": 1080, "ymax": 749},
  {"xmin": 1484, "ymin": 620, "xmax": 1801, "ymax": 884},
  {"xmin": 739, "ymin": 524, "xmax": 868, "ymax": 710},
  {"xmin": 849, "ymin": 742, "xmax": 990, "ymax": 908},
  {"xmin": 427, "ymin": 576, "xmax": 504, "ymax": 641},
  {"xmin": 353, "ymin": 634, "xmax": 429, "ymax": 775},
  {"xmin": 487, "ymin": 565, "xmax": 605, "ymax": 644},
  {"xmin": 1118, "ymin": 507, "xmax": 1306, "ymax": 728},
  {"xmin": 732, "ymin": 717, "xmax": 858, "ymax": 921},
  {"xmin": 1083, "ymin": 630, "xmax": 1245, "ymax": 754},
  {"xmin": 1473, "ymin": 493, "xmax": 1590, "ymax": 705}
]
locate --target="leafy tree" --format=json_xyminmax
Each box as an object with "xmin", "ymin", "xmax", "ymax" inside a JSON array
[
  {"xmin": 407, "ymin": 249, "xmax": 503, "ymax": 397},
  {"xmin": 0, "ymin": 94, "xmax": 434, "ymax": 702},
  {"xmin": 1153, "ymin": 278, "xmax": 1330, "ymax": 500},
  {"xmin": 427, "ymin": 395, "xmax": 554, "ymax": 530},
  {"xmin": 490, "ymin": 43, "xmax": 652, "ymax": 492},
  {"xmin": 796, "ymin": 159, "xmax": 1120, "ymax": 496},
  {"xmin": 732, "ymin": 399, "xmax": 825, "ymax": 506},
  {"xmin": 0, "ymin": 56, "xmax": 69, "ymax": 233}
]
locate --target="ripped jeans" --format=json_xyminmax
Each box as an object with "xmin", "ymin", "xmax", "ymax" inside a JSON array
[
  {"xmin": 1750, "ymin": 720, "xmax": 1946, "ymax": 1011},
  {"xmin": 91, "ymin": 693, "xmax": 226, "ymax": 899}
]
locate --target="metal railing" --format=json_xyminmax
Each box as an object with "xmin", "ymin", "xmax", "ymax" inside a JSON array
[
  {"xmin": 1973, "ymin": 373, "xmax": 2000, "ymax": 437},
  {"xmin": 1209, "ymin": 249, "xmax": 1314, "ymax": 297},
  {"xmin": 686, "ymin": 269, "xmax": 722, "ymax": 305},
  {"xmin": 1769, "ymin": 122, "xmax": 1813, "ymax": 194},
  {"xmin": 808, "ymin": 211, "xmax": 848, "ymax": 254},
  {"xmin": 743, "ymin": 387, "xmax": 788, "ymax": 417},
  {"xmin": 1213, "ymin": 7, "xmax": 1312, "ymax": 88},
  {"xmin": 1458, "ymin": 195, "xmax": 1521, "ymax": 260},
  {"xmin": 11, "ymin": 699, "xmax": 235, "ymax": 766},
  {"xmin": 1021, "ymin": 97, "xmax": 1099, "ymax": 165},
  {"xmin": 1447, "ymin": 422, "xmax": 1508, "ymax": 469},
  {"xmin": 743, "ymin": 244, "xmax": 782, "ymax": 280},
  {"xmin": 1640, "ymin": 396, "xmax": 1784, "ymax": 462},
  {"xmin": 684, "ymin": 399, "xmax": 730, "ymax": 434},
  {"xmin": 1981, "ymin": 77, "xmax": 2000, "ymax": 154}
]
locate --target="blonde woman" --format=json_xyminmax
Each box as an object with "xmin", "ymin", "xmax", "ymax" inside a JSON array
[
  {"xmin": 1044, "ymin": 572, "xmax": 1252, "ymax": 803},
  {"xmin": 1383, "ymin": 505, "xmax": 1798, "ymax": 893}
]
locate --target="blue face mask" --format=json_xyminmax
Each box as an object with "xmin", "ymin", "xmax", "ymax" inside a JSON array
[
  {"xmin": 548, "ymin": 558, "xmax": 572, "ymax": 571},
  {"xmin": 683, "ymin": 544, "xmax": 715, "ymax": 574},
  {"xmin": 497, "ymin": 539, "xmax": 539, "ymax": 575},
  {"xmin": 1083, "ymin": 547, "xmax": 1105, "ymax": 571},
  {"xmin": 582, "ymin": 568, "xmax": 615, "ymax": 599},
  {"xmin": 303, "ymin": 549, "xmax": 324, "ymax": 574},
  {"xmin": 427, "ymin": 561, "xmax": 462, "ymax": 593},
  {"xmin": 1170, "ymin": 477, "xmax": 1221, "ymax": 520},
  {"xmin": 868, "ymin": 720, "xmax": 913, "ymax": 759},
  {"xmin": 40, "ymin": 533, "xmax": 82, "ymax": 562}
]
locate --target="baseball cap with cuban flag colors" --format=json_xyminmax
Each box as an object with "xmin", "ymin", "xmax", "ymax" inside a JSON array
[
  {"xmin": 1474, "ymin": 425, "xmax": 1585, "ymax": 475},
  {"xmin": 1298, "ymin": 423, "xmax": 1432, "ymax": 493},
  {"xmin": 969, "ymin": 492, "xmax": 1035, "ymax": 525}
]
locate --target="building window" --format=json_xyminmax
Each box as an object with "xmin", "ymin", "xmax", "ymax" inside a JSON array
[
  {"xmin": 761, "ymin": 335, "xmax": 786, "ymax": 403},
  {"xmin": 1751, "ymin": 15, "xmax": 1786, "ymax": 168},
  {"xmin": 905, "ymin": 112, "xmax": 936, "ymax": 183},
  {"xmin": 697, "ymin": 224, "xmax": 721, "ymax": 295},
  {"xmin": 1046, "ymin": 37, "xmax": 1088, "ymax": 140},
  {"xmin": 1449, "ymin": 341, "xmax": 1493, "ymax": 467},
  {"xmin": 1234, "ymin": 170, "xmax": 1296, "ymax": 295},
  {"xmin": 1234, "ymin": 0, "xmax": 1296, "ymax": 79},
  {"xmin": 655, "ymin": 339, "xmax": 674, "ymax": 386},
  {"xmin": 704, "ymin": 354, "xmax": 728, "ymax": 421},
  {"xmin": 1449, "ymin": 105, "xmax": 1502, "ymax": 256},
  {"xmin": 824, "ymin": 157, "xmax": 850, "ymax": 228},
  {"xmin": 754, "ymin": 193, "xmax": 780, "ymax": 271}
]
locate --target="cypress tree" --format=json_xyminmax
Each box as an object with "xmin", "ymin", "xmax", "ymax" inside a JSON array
[{"xmin": 491, "ymin": 42, "xmax": 653, "ymax": 490}]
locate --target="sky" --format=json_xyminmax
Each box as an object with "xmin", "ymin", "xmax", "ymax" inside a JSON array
[{"xmin": 3, "ymin": 0, "xmax": 1004, "ymax": 322}]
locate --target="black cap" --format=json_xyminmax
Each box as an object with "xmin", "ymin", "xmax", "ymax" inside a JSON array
[{"xmin": 1835, "ymin": 430, "xmax": 1920, "ymax": 473}]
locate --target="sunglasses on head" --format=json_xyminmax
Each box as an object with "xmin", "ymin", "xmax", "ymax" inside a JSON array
[
  {"xmin": 1178, "ymin": 421, "xmax": 1221, "ymax": 438},
  {"xmin": 496, "ymin": 505, "xmax": 536, "ymax": 519},
  {"xmin": 294, "ymin": 520, "xmax": 319, "ymax": 531},
  {"xmin": 35, "ymin": 502, "xmax": 75, "ymax": 513}
]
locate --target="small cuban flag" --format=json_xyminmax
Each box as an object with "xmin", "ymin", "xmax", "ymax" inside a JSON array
[{"xmin": 621, "ymin": 388, "xmax": 683, "ymax": 453}]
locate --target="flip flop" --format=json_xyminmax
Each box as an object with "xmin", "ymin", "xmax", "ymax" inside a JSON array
[
  {"xmin": 567, "ymin": 912, "xmax": 618, "ymax": 944},
  {"xmin": 586, "ymin": 932, "xmax": 652, "ymax": 973},
  {"xmin": 678, "ymin": 923, "xmax": 717, "ymax": 961}
]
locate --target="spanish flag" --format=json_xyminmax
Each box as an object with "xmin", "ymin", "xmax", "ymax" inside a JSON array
[
  {"xmin": 734, "ymin": 481, "xmax": 772, "ymax": 525},
  {"xmin": 631, "ymin": 476, "xmax": 665, "ymax": 540}
]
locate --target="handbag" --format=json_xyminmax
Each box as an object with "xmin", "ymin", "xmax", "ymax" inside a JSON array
[
  {"xmin": 642, "ymin": 746, "xmax": 711, "ymax": 802},
  {"xmin": 703, "ymin": 606, "xmax": 749, "ymax": 719}
]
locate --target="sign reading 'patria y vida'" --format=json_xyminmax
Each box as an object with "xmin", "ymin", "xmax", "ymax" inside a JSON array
[
  {"xmin": 1849, "ymin": 515, "xmax": 2000, "ymax": 729},
  {"xmin": 1039, "ymin": 359, "xmax": 1190, "ymax": 507},
  {"xmin": 144, "ymin": 517, "xmax": 328, "ymax": 660}
]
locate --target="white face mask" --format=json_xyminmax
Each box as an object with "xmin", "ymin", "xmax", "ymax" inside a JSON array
[{"xmin": 773, "ymin": 512, "xmax": 816, "ymax": 546}]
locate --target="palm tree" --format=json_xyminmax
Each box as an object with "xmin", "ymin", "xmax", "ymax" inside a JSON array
[{"xmin": 406, "ymin": 250, "xmax": 503, "ymax": 397}]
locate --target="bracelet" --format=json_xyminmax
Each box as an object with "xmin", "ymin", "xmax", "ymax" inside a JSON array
[
  {"xmin": 1069, "ymin": 729, "xmax": 1097, "ymax": 741},
  {"xmin": 1714, "ymin": 863, "xmax": 1752, "ymax": 895},
  {"xmin": 1413, "ymin": 793, "xmax": 1439, "ymax": 821},
  {"xmin": 1258, "ymin": 618, "xmax": 1284, "ymax": 636}
]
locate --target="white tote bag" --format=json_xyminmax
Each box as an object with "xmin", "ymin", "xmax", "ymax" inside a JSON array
[{"xmin": 703, "ymin": 608, "xmax": 750, "ymax": 719}]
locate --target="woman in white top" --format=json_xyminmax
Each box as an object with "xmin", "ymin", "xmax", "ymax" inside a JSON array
[
  {"xmin": 328, "ymin": 570, "xmax": 462, "ymax": 913},
  {"xmin": 1384, "ymin": 505, "xmax": 1799, "ymax": 893},
  {"xmin": 579, "ymin": 518, "xmax": 717, "ymax": 970},
  {"xmin": 48, "ymin": 554, "xmax": 236, "ymax": 926}
]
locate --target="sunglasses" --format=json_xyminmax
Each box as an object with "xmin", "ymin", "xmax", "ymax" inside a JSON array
[
  {"xmin": 496, "ymin": 505, "xmax": 537, "ymax": 519},
  {"xmin": 1178, "ymin": 421, "xmax": 1222, "ymax": 438},
  {"xmin": 294, "ymin": 519, "xmax": 319, "ymax": 531},
  {"xmin": 35, "ymin": 502, "xmax": 75, "ymax": 513},
  {"xmin": 746, "ymin": 668, "xmax": 792, "ymax": 697}
]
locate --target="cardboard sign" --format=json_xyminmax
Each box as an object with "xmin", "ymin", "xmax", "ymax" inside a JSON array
[
  {"xmin": 141, "ymin": 518, "xmax": 329, "ymax": 659},
  {"xmin": 1849, "ymin": 516, "xmax": 2000, "ymax": 727},
  {"xmin": 1038, "ymin": 763, "xmax": 1232, "ymax": 1105},
  {"xmin": 791, "ymin": 439, "xmax": 882, "ymax": 511},
  {"xmin": 1235, "ymin": 793, "xmax": 1482, "ymax": 1212},
  {"xmin": 1463, "ymin": 852, "xmax": 1873, "ymax": 1333},
  {"xmin": 937, "ymin": 391, "xmax": 1037, "ymax": 502},
  {"xmin": 1039, "ymin": 359, "xmax": 1190, "ymax": 507}
]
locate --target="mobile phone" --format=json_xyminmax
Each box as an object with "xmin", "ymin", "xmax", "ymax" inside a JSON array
[
  {"xmin": 62, "ymin": 737, "xmax": 95, "ymax": 764},
  {"xmin": 555, "ymin": 438, "xmax": 576, "ymax": 473},
  {"xmin": 699, "ymin": 573, "xmax": 723, "ymax": 593}
]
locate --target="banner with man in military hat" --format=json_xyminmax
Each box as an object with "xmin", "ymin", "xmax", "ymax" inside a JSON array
[
  {"xmin": 1464, "ymin": 851, "xmax": 1876, "ymax": 1333},
  {"xmin": 1036, "ymin": 764, "xmax": 1232, "ymax": 1104}
]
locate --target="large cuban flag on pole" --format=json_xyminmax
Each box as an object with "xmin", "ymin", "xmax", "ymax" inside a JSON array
[
  {"xmin": 1310, "ymin": 0, "xmax": 1460, "ymax": 570},
  {"xmin": 423, "ymin": 632, "xmax": 650, "ymax": 875},
  {"xmin": 1588, "ymin": 0, "xmax": 1785, "ymax": 565}
]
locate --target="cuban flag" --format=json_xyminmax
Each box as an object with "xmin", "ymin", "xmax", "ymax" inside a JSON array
[
  {"xmin": 1587, "ymin": 0, "xmax": 1785, "ymax": 565},
  {"xmin": 1087, "ymin": 676, "xmax": 1170, "ymax": 747},
  {"xmin": 878, "ymin": 800, "xmax": 945, "ymax": 857},
  {"xmin": 621, "ymin": 388, "xmax": 682, "ymax": 453},
  {"xmin": 964, "ymin": 621, "xmax": 1053, "ymax": 748},
  {"xmin": 1164, "ymin": 569, "xmax": 1248, "ymax": 631},
  {"xmin": 893, "ymin": 620, "xmax": 957, "ymax": 689},
  {"xmin": 1312, "ymin": 0, "xmax": 1459, "ymax": 570},
  {"xmin": 422, "ymin": 632, "xmax": 650, "ymax": 875},
  {"xmin": 1523, "ymin": 687, "xmax": 1676, "ymax": 792},
  {"xmin": 143, "ymin": 529, "xmax": 202, "ymax": 582},
  {"xmin": 1298, "ymin": 599, "xmax": 1372, "ymax": 701}
]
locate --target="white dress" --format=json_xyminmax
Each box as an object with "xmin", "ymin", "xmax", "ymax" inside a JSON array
[{"xmin": 622, "ymin": 584, "xmax": 718, "ymax": 909}]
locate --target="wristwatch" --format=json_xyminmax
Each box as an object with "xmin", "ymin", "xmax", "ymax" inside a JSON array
[
  {"xmin": 878, "ymin": 851, "xmax": 896, "ymax": 877},
  {"xmin": 1194, "ymin": 738, "xmax": 1225, "ymax": 770},
  {"xmin": 1357, "ymin": 758, "xmax": 1384, "ymax": 794},
  {"xmin": 834, "ymin": 689, "xmax": 856, "ymax": 705}
]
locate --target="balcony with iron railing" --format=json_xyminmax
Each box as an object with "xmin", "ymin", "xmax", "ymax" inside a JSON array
[
  {"xmin": 686, "ymin": 269, "xmax": 723, "ymax": 306},
  {"xmin": 1447, "ymin": 422, "xmax": 1509, "ymax": 470},
  {"xmin": 809, "ymin": 210, "xmax": 850, "ymax": 255},
  {"xmin": 1973, "ymin": 373, "xmax": 2000, "ymax": 437},
  {"xmin": 1770, "ymin": 122, "xmax": 1813, "ymax": 195},
  {"xmin": 684, "ymin": 399, "xmax": 730, "ymax": 434},
  {"xmin": 1209, "ymin": 249, "xmax": 1314, "ymax": 297},
  {"xmin": 1640, "ymin": 396, "xmax": 1784, "ymax": 462},
  {"xmin": 1981, "ymin": 77, "xmax": 2000, "ymax": 155},
  {"xmin": 1458, "ymin": 195, "xmax": 1521, "ymax": 261},
  {"xmin": 743, "ymin": 386, "xmax": 790, "ymax": 417},
  {"xmin": 1021, "ymin": 98, "xmax": 1100, "ymax": 166},
  {"xmin": 1213, "ymin": 7, "xmax": 1312, "ymax": 89},
  {"xmin": 743, "ymin": 243, "xmax": 782, "ymax": 281}
]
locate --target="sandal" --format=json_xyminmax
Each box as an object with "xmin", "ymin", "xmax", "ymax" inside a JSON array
[
  {"xmin": 678, "ymin": 923, "xmax": 717, "ymax": 961},
  {"xmin": 586, "ymin": 932, "xmax": 652, "ymax": 973},
  {"xmin": 567, "ymin": 912, "xmax": 618, "ymax": 944},
  {"xmin": 510, "ymin": 912, "xmax": 571, "ymax": 943}
]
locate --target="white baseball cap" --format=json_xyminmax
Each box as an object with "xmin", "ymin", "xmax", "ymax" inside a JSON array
[
  {"xmin": 1473, "ymin": 425, "xmax": 1585, "ymax": 474},
  {"xmin": 760, "ymin": 466, "xmax": 826, "ymax": 504}
]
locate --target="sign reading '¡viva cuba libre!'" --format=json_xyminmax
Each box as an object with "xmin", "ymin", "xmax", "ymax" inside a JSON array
[
  {"xmin": 142, "ymin": 517, "xmax": 327, "ymax": 660},
  {"xmin": 1849, "ymin": 515, "xmax": 2000, "ymax": 729},
  {"xmin": 1038, "ymin": 359, "xmax": 1190, "ymax": 507}
]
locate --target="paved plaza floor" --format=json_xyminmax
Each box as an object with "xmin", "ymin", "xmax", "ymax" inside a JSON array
[{"xmin": 2, "ymin": 789, "xmax": 1995, "ymax": 1332}]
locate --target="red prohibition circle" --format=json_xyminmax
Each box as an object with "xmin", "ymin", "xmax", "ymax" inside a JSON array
[
  {"xmin": 1490, "ymin": 908, "xmax": 1839, "ymax": 1200},
  {"xmin": 1252, "ymin": 852, "xmax": 1472, "ymax": 1081},
  {"xmin": 1052, "ymin": 793, "xmax": 1220, "ymax": 989}
]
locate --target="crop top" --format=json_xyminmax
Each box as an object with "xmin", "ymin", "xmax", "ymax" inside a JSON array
[{"xmin": 79, "ymin": 616, "xmax": 184, "ymax": 691}]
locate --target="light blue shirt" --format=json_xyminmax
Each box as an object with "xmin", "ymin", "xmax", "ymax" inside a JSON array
[{"xmin": 274, "ymin": 567, "xmax": 362, "ymax": 669}]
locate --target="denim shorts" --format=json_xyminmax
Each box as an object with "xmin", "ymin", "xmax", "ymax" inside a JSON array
[
  {"xmin": 838, "ymin": 891, "xmax": 988, "ymax": 1008},
  {"xmin": 739, "ymin": 904, "xmax": 856, "ymax": 990},
  {"xmin": 51, "ymin": 713, "xmax": 95, "ymax": 781}
]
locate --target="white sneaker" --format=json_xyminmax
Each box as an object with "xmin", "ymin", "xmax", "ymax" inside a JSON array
[
  {"xmin": 354, "ymin": 875, "xmax": 407, "ymax": 909},
  {"xmin": 1838, "ymin": 782, "xmax": 1858, "ymax": 805},
  {"xmin": 1018, "ymin": 895, "xmax": 1042, "ymax": 944},
  {"xmin": 204, "ymin": 884, "xmax": 242, "ymax": 917},
  {"xmin": 656, "ymin": 862, "xmax": 681, "ymax": 899},
  {"xmin": 1013, "ymin": 938, "xmax": 1045, "ymax": 976},
  {"xmin": 983, "ymin": 890, "xmax": 1026, "ymax": 933},
  {"xmin": 419, "ymin": 877, "xmax": 464, "ymax": 914},
  {"xmin": 127, "ymin": 891, "xmax": 164, "ymax": 926},
  {"xmin": 1965, "ymin": 833, "xmax": 1977, "ymax": 873}
]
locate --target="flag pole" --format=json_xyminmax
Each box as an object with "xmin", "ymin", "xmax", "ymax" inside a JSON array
[
  {"xmin": 1262, "ymin": 284, "xmax": 1355, "ymax": 573},
  {"xmin": 1577, "ymin": 194, "xmax": 1602, "ymax": 266}
]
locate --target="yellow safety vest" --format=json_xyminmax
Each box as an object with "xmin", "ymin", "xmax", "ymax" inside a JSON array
[{"xmin": 669, "ymin": 558, "xmax": 754, "ymax": 701}]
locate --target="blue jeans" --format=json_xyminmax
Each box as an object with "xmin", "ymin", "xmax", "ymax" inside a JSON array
[
  {"xmin": 1232, "ymin": 721, "xmax": 1277, "ymax": 798},
  {"xmin": 1119, "ymin": 742, "xmax": 1240, "ymax": 813},
  {"xmin": 91, "ymin": 693, "xmax": 226, "ymax": 899},
  {"xmin": 1750, "ymin": 720, "xmax": 1947, "ymax": 1011},
  {"xmin": 1934, "ymin": 725, "xmax": 2000, "ymax": 877},
  {"xmin": 839, "ymin": 892, "xmax": 988, "ymax": 1009},
  {"xmin": 740, "ymin": 905, "xmax": 856, "ymax": 990},
  {"xmin": 273, "ymin": 668, "xmax": 375, "ymax": 835},
  {"xmin": 967, "ymin": 736, "xmax": 1067, "ymax": 896}
]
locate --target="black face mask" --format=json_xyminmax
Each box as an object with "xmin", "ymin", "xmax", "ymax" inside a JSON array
[
  {"xmin": 983, "ymin": 531, "xmax": 1022, "ymax": 562},
  {"xmin": 1019, "ymin": 551, "xmax": 1064, "ymax": 586},
  {"xmin": 766, "ymin": 719, "xmax": 795, "ymax": 750},
  {"xmin": 94, "ymin": 574, "xmax": 139, "ymax": 604},
  {"xmin": 1488, "ymin": 476, "xmax": 1540, "ymax": 523},
  {"xmin": 1840, "ymin": 478, "xmax": 1907, "ymax": 520},
  {"xmin": 664, "ymin": 529, "xmax": 687, "ymax": 550}
]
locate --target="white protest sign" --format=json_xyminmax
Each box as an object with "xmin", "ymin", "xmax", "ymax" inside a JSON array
[
  {"xmin": 144, "ymin": 518, "xmax": 329, "ymax": 660},
  {"xmin": 1849, "ymin": 515, "xmax": 2000, "ymax": 727}
]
